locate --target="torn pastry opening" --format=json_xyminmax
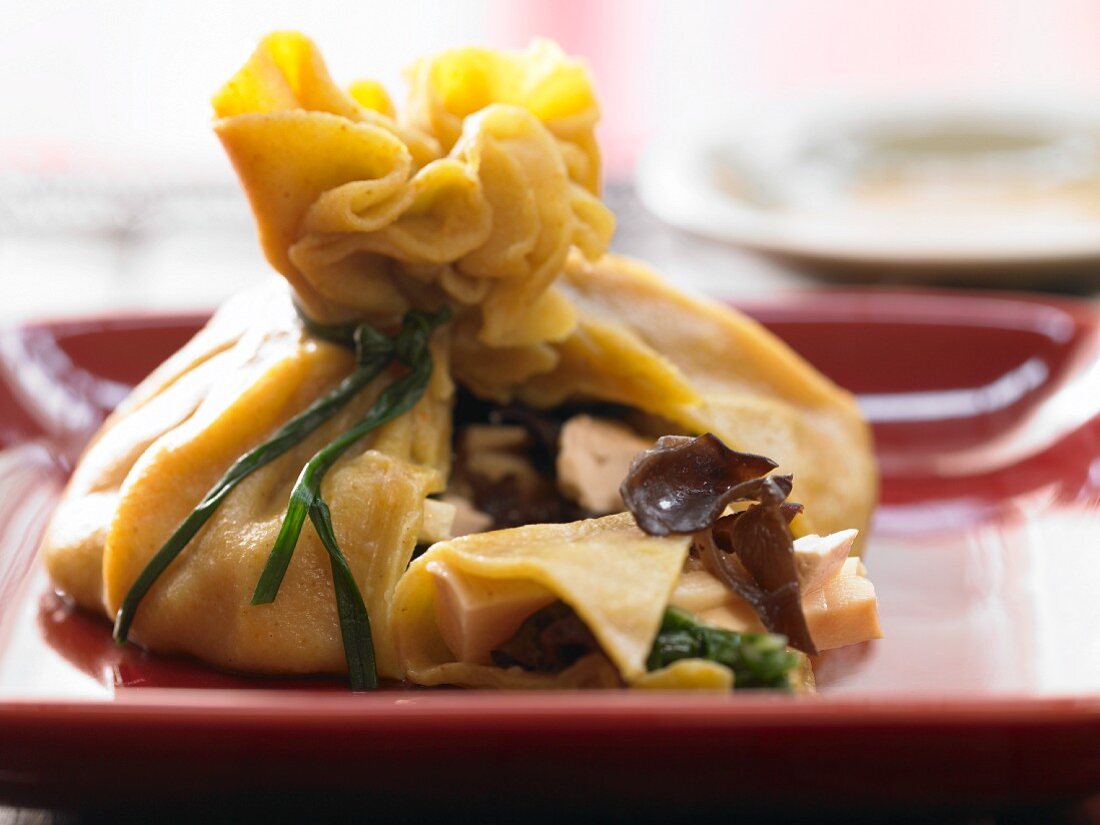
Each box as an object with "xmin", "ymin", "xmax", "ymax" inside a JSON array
[
  {"xmin": 395, "ymin": 430, "xmax": 881, "ymax": 691},
  {"xmin": 436, "ymin": 390, "xmax": 680, "ymax": 536}
]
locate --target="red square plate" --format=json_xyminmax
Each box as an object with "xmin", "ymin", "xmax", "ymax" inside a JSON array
[{"xmin": 0, "ymin": 289, "xmax": 1098, "ymax": 807}]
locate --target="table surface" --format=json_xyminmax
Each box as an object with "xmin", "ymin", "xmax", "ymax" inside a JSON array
[{"xmin": 2, "ymin": 186, "xmax": 1098, "ymax": 821}]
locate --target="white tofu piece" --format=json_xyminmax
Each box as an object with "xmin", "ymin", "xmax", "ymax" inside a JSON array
[
  {"xmin": 801, "ymin": 557, "xmax": 883, "ymax": 650},
  {"xmin": 669, "ymin": 531, "xmax": 877, "ymax": 653},
  {"xmin": 793, "ymin": 529, "xmax": 857, "ymax": 594},
  {"xmin": 461, "ymin": 425, "xmax": 535, "ymax": 485},
  {"xmin": 556, "ymin": 415, "xmax": 650, "ymax": 513},
  {"xmin": 440, "ymin": 494, "xmax": 493, "ymax": 537},
  {"xmin": 697, "ymin": 557, "xmax": 882, "ymax": 651},
  {"xmin": 669, "ymin": 568, "xmax": 732, "ymax": 613},
  {"xmin": 418, "ymin": 498, "xmax": 457, "ymax": 545},
  {"xmin": 427, "ymin": 561, "xmax": 557, "ymax": 665}
]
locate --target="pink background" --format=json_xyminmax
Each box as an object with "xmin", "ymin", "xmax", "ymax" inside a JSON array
[{"xmin": 3, "ymin": 1, "xmax": 1100, "ymax": 176}]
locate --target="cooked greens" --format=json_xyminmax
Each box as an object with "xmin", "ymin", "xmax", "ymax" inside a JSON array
[
  {"xmin": 647, "ymin": 606, "xmax": 799, "ymax": 689},
  {"xmin": 491, "ymin": 600, "xmax": 799, "ymax": 689}
]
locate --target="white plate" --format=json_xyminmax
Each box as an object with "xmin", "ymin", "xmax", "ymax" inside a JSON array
[{"xmin": 636, "ymin": 98, "xmax": 1100, "ymax": 276}]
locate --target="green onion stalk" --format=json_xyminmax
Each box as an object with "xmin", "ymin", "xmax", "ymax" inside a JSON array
[{"xmin": 113, "ymin": 306, "xmax": 450, "ymax": 691}]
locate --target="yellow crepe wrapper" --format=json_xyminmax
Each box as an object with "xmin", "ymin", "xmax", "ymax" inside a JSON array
[
  {"xmin": 40, "ymin": 33, "xmax": 878, "ymax": 686},
  {"xmin": 213, "ymin": 32, "xmax": 613, "ymax": 349},
  {"xmin": 393, "ymin": 513, "xmax": 691, "ymax": 687}
]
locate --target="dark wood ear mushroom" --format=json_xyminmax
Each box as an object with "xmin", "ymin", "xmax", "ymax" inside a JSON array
[{"xmin": 621, "ymin": 433, "xmax": 817, "ymax": 655}]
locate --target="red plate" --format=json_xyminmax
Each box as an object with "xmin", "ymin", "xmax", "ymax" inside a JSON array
[{"xmin": 0, "ymin": 290, "xmax": 1098, "ymax": 808}]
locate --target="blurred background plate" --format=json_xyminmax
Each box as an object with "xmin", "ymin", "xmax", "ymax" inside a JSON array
[{"xmin": 636, "ymin": 98, "xmax": 1100, "ymax": 283}]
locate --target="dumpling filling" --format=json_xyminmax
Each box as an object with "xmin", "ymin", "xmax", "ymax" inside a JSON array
[{"xmin": 395, "ymin": 430, "xmax": 881, "ymax": 691}]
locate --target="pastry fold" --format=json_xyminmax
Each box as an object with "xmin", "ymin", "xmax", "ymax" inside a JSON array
[{"xmin": 394, "ymin": 513, "xmax": 690, "ymax": 688}]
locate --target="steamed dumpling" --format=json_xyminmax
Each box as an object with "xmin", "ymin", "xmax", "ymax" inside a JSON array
[{"xmin": 40, "ymin": 32, "xmax": 878, "ymax": 684}]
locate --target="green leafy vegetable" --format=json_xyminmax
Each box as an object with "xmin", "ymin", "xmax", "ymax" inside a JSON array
[
  {"xmin": 646, "ymin": 606, "xmax": 800, "ymax": 689},
  {"xmin": 490, "ymin": 600, "xmax": 799, "ymax": 691}
]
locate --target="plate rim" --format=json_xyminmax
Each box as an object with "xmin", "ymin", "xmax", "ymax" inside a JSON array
[{"xmin": 2, "ymin": 290, "xmax": 1100, "ymax": 804}]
